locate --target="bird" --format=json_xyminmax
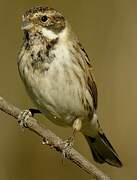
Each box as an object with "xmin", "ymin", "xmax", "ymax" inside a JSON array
[{"xmin": 17, "ymin": 6, "xmax": 122, "ymax": 167}]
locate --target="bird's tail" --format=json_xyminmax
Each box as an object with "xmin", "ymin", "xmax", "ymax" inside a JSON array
[{"xmin": 85, "ymin": 131, "xmax": 122, "ymax": 167}]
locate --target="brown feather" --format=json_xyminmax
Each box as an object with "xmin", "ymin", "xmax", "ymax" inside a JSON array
[{"xmin": 77, "ymin": 41, "xmax": 98, "ymax": 110}]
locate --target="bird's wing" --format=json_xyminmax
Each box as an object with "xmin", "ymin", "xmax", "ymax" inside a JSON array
[{"xmin": 77, "ymin": 41, "xmax": 98, "ymax": 110}]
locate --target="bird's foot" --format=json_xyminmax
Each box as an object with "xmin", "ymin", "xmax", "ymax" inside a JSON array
[
  {"xmin": 61, "ymin": 118, "xmax": 82, "ymax": 161},
  {"xmin": 61, "ymin": 136, "xmax": 74, "ymax": 160},
  {"xmin": 18, "ymin": 109, "xmax": 32, "ymax": 128}
]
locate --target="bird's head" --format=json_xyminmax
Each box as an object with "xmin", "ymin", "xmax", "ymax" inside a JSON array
[{"xmin": 22, "ymin": 6, "xmax": 69, "ymax": 41}]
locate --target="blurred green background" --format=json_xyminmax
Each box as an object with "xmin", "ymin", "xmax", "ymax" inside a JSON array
[{"xmin": 0, "ymin": 0, "xmax": 136, "ymax": 179}]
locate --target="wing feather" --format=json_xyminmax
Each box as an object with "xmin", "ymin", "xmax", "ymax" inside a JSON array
[{"xmin": 77, "ymin": 41, "xmax": 98, "ymax": 110}]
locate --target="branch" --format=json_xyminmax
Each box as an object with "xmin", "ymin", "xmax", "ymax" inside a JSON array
[{"xmin": 0, "ymin": 96, "xmax": 110, "ymax": 180}]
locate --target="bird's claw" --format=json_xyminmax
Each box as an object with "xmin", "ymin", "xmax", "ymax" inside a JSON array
[
  {"xmin": 62, "ymin": 136, "xmax": 74, "ymax": 159},
  {"xmin": 18, "ymin": 110, "xmax": 32, "ymax": 128}
]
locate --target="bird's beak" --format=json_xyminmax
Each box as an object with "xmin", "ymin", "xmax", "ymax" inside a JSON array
[{"xmin": 21, "ymin": 20, "xmax": 33, "ymax": 30}]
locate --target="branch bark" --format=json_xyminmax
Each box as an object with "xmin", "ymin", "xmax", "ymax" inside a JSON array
[{"xmin": 0, "ymin": 96, "xmax": 110, "ymax": 180}]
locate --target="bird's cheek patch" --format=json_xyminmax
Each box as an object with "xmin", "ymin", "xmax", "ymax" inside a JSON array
[{"xmin": 42, "ymin": 28, "xmax": 58, "ymax": 39}]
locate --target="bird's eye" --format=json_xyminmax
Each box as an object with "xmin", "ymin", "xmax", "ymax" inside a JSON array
[{"xmin": 41, "ymin": 15, "xmax": 48, "ymax": 22}]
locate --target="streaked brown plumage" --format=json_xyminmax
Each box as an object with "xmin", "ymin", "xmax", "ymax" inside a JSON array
[{"xmin": 18, "ymin": 6, "xmax": 122, "ymax": 167}]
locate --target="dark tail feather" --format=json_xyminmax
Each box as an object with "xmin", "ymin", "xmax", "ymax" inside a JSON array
[{"xmin": 85, "ymin": 132, "xmax": 123, "ymax": 167}]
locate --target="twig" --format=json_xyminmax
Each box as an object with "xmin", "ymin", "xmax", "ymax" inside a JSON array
[{"xmin": 0, "ymin": 96, "xmax": 110, "ymax": 180}]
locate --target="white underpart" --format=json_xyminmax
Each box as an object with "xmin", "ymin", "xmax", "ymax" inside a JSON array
[
  {"xmin": 91, "ymin": 113, "xmax": 98, "ymax": 129},
  {"xmin": 58, "ymin": 27, "xmax": 69, "ymax": 42},
  {"xmin": 42, "ymin": 26, "xmax": 69, "ymax": 41},
  {"xmin": 90, "ymin": 113, "xmax": 99, "ymax": 136},
  {"xmin": 22, "ymin": 24, "xmax": 95, "ymax": 130},
  {"xmin": 82, "ymin": 113, "xmax": 98, "ymax": 136},
  {"xmin": 42, "ymin": 28, "xmax": 58, "ymax": 39}
]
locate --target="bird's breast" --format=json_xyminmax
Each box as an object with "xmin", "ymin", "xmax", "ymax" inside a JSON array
[{"xmin": 18, "ymin": 42, "xmax": 92, "ymax": 126}]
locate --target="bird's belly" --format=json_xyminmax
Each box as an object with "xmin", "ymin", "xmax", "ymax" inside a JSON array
[{"xmin": 24, "ymin": 62, "xmax": 88, "ymax": 126}]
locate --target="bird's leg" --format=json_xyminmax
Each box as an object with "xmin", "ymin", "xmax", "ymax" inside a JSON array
[
  {"xmin": 18, "ymin": 108, "xmax": 41, "ymax": 128},
  {"xmin": 68, "ymin": 118, "xmax": 82, "ymax": 145},
  {"xmin": 62, "ymin": 118, "xmax": 82, "ymax": 158}
]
